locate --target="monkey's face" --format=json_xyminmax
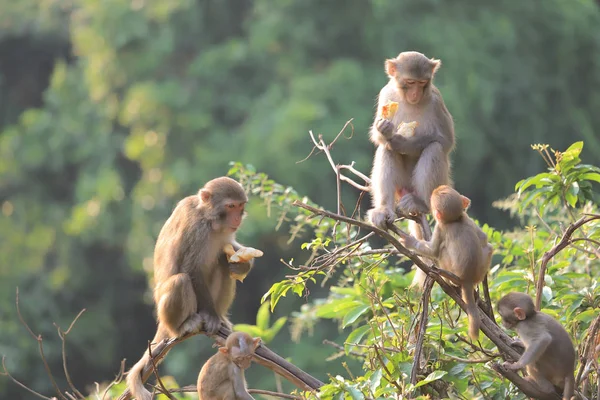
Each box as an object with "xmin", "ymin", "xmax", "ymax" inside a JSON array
[
  {"xmin": 231, "ymin": 350, "xmax": 253, "ymax": 369},
  {"xmin": 498, "ymin": 306, "xmax": 519, "ymax": 329},
  {"xmin": 220, "ymin": 200, "xmax": 246, "ymax": 233},
  {"xmin": 400, "ymin": 78, "xmax": 429, "ymax": 105}
]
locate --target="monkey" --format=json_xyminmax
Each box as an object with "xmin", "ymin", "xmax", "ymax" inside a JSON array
[
  {"xmin": 399, "ymin": 185, "xmax": 491, "ymax": 341},
  {"xmin": 126, "ymin": 177, "xmax": 254, "ymax": 400},
  {"xmin": 366, "ymin": 51, "xmax": 455, "ymax": 287},
  {"xmin": 197, "ymin": 332, "xmax": 261, "ymax": 400},
  {"xmin": 497, "ymin": 292, "xmax": 576, "ymax": 400}
]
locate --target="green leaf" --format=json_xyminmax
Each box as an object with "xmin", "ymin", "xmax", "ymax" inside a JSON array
[
  {"xmin": 342, "ymin": 304, "xmax": 370, "ymax": 328},
  {"xmin": 345, "ymin": 325, "xmax": 371, "ymax": 354},
  {"xmin": 256, "ymin": 301, "xmax": 271, "ymax": 330},
  {"xmin": 414, "ymin": 370, "xmax": 447, "ymax": 388},
  {"xmin": 579, "ymin": 172, "xmax": 600, "ymax": 183}
]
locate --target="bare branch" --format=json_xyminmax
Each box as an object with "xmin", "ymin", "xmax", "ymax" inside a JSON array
[
  {"xmin": 410, "ymin": 276, "xmax": 433, "ymax": 386},
  {"xmin": 171, "ymin": 385, "xmax": 303, "ymax": 400},
  {"xmin": 1, "ymin": 356, "xmax": 54, "ymax": 400},
  {"xmin": 535, "ymin": 214, "xmax": 600, "ymax": 310},
  {"xmin": 147, "ymin": 341, "xmax": 176, "ymax": 400},
  {"xmin": 54, "ymin": 310, "xmax": 87, "ymax": 399}
]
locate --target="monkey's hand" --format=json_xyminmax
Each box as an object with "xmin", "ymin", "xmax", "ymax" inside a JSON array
[
  {"xmin": 180, "ymin": 313, "xmax": 205, "ymax": 336},
  {"xmin": 398, "ymin": 233, "xmax": 417, "ymax": 250},
  {"xmin": 397, "ymin": 193, "xmax": 429, "ymax": 216},
  {"xmin": 375, "ymin": 117, "xmax": 395, "ymax": 139},
  {"xmin": 502, "ymin": 360, "xmax": 524, "ymax": 371}
]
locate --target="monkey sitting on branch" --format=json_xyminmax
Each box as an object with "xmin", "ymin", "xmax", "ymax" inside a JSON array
[
  {"xmin": 497, "ymin": 292, "xmax": 576, "ymax": 400},
  {"xmin": 197, "ymin": 331, "xmax": 261, "ymax": 400},
  {"xmin": 127, "ymin": 177, "xmax": 260, "ymax": 400},
  {"xmin": 366, "ymin": 51, "xmax": 456, "ymax": 287},
  {"xmin": 399, "ymin": 185, "xmax": 492, "ymax": 340}
]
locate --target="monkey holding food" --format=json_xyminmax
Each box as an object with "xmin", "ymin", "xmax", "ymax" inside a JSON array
[
  {"xmin": 127, "ymin": 177, "xmax": 260, "ymax": 400},
  {"xmin": 197, "ymin": 332, "xmax": 261, "ymax": 400},
  {"xmin": 367, "ymin": 51, "xmax": 456, "ymax": 287},
  {"xmin": 497, "ymin": 292, "xmax": 576, "ymax": 400},
  {"xmin": 399, "ymin": 185, "xmax": 492, "ymax": 340}
]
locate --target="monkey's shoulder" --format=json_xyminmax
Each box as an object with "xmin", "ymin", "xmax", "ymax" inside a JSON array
[{"xmin": 379, "ymin": 82, "xmax": 402, "ymax": 102}]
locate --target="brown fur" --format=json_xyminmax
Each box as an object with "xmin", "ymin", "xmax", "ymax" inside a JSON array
[
  {"xmin": 197, "ymin": 332, "xmax": 260, "ymax": 400},
  {"xmin": 366, "ymin": 52, "xmax": 455, "ymax": 287},
  {"xmin": 400, "ymin": 186, "xmax": 492, "ymax": 340},
  {"xmin": 498, "ymin": 292, "xmax": 576, "ymax": 400},
  {"xmin": 127, "ymin": 177, "xmax": 254, "ymax": 400}
]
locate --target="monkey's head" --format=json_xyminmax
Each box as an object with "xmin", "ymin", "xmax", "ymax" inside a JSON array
[
  {"xmin": 430, "ymin": 185, "xmax": 470, "ymax": 224},
  {"xmin": 385, "ymin": 51, "xmax": 441, "ymax": 105},
  {"xmin": 219, "ymin": 332, "xmax": 261, "ymax": 369},
  {"xmin": 497, "ymin": 292, "xmax": 536, "ymax": 329},
  {"xmin": 198, "ymin": 177, "xmax": 248, "ymax": 233}
]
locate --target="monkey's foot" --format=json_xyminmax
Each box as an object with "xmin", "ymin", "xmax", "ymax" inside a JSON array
[
  {"xmin": 502, "ymin": 361, "xmax": 522, "ymax": 371},
  {"xmin": 199, "ymin": 312, "xmax": 222, "ymax": 335},
  {"xmin": 367, "ymin": 207, "xmax": 396, "ymax": 230},
  {"xmin": 396, "ymin": 193, "xmax": 428, "ymax": 216},
  {"xmin": 180, "ymin": 313, "xmax": 204, "ymax": 336}
]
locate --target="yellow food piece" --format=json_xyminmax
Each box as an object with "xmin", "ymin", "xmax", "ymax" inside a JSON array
[
  {"xmin": 222, "ymin": 244, "xmax": 264, "ymax": 263},
  {"xmin": 397, "ymin": 121, "xmax": 418, "ymax": 137},
  {"xmin": 381, "ymin": 101, "xmax": 399, "ymax": 119}
]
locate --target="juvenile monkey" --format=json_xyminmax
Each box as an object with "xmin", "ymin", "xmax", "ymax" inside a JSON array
[
  {"xmin": 366, "ymin": 51, "xmax": 455, "ymax": 287},
  {"xmin": 197, "ymin": 332, "xmax": 261, "ymax": 400},
  {"xmin": 497, "ymin": 292, "xmax": 576, "ymax": 400},
  {"xmin": 127, "ymin": 177, "xmax": 254, "ymax": 400},
  {"xmin": 399, "ymin": 185, "xmax": 491, "ymax": 340}
]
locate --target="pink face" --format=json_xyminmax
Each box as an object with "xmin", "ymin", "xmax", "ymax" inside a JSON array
[
  {"xmin": 224, "ymin": 201, "xmax": 246, "ymax": 232},
  {"xmin": 401, "ymin": 78, "xmax": 429, "ymax": 105}
]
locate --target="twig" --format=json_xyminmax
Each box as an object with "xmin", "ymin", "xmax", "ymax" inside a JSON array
[
  {"xmin": 1, "ymin": 356, "xmax": 53, "ymax": 400},
  {"xmin": 490, "ymin": 363, "xmax": 561, "ymax": 400},
  {"xmin": 410, "ymin": 276, "xmax": 434, "ymax": 387},
  {"xmin": 323, "ymin": 339, "xmax": 366, "ymax": 358},
  {"xmin": 54, "ymin": 309, "xmax": 87, "ymax": 399},
  {"xmin": 535, "ymin": 214, "xmax": 600, "ymax": 310},
  {"xmin": 101, "ymin": 359, "xmax": 126, "ymax": 400},
  {"xmin": 15, "ymin": 288, "xmax": 68, "ymax": 400},
  {"xmin": 147, "ymin": 340, "xmax": 176, "ymax": 400}
]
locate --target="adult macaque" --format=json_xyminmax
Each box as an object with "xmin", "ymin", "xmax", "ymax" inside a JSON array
[
  {"xmin": 127, "ymin": 177, "xmax": 254, "ymax": 400},
  {"xmin": 497, "ymin": 292, "xmax": 576, "ymax": 400},
  {"xmin": 367, "ymin": 51, "xmax": 455, "ymax": 286},
  {"xmin": 197, "ymin": 332, "xmax": 261, "ymax": 400},
  {"xmin": 399, "ymin": 185, "xmax": 491, "ymax": 340}
]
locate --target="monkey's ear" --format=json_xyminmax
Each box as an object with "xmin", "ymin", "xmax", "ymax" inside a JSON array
[
  {"xmin": 460, "ymin": 195, "xmax": 471, "ymax": 210},
  {"xmin": 199, "ymin": 189, "xmax": 211, "ymax": 203},
  {"xmin": 434, "ymin": 210, "xmax": 443, "ymax": 222},
  {"xmin": 430, "ymin": 58, "xmax": 442, "ymax": 74},
  {"xmin": 385, "ymin": 59, "xmax": 397, "ymax": 77},
  {"xmin": 218, "ymin": 347, "xmax": 229, "ymax": 354},
  {"xmin": 513, "ymin": 307, "xmax": 527, "ymax": 321}
]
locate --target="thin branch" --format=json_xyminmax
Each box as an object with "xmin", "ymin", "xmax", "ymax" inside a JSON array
[
  {"xmin": 490, "ymin": 363, "xmax": 561, "ymax": 400},
  {"xmin": 410, "ymin": 276, "xmax": 433, "ymax": 386},
  {"xmin": 147, "ymin": 340, "xmax": 176, "ymax": 400},
  {"xmin": 535, "ymin": 214, "xmax": 600, "ymax": 310},
  {"xmin": 101, "ymin": 359, "xmax": 126, "ymax": 400},
  {"xmin": 322, "ymin": 339, "xmax": 366, "ymax": 358},
  {"xmin": 54, "ymin": 309, "xmax": 87, "ymax": 399},
  {"xmin": 1, "ymin": 356, "xmax": 53, "ymax": 400},
  {"xmin": 15, "ymin": 288, "xmax": 67, "ymax": 400}
]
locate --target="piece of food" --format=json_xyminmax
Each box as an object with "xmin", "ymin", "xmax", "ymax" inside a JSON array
[
  {"xmin": 229, "ymin": 263, "xmax": 251, "ymax": 282},
  {"xmin": 222, "ymin": 244, "xmax": 264, "ymax": 263},
  {"xmin": 397, "ymin": 121, "xmax": 418, "ymax": 137},
  {"xmin": 381, "ymin": 101, "xmax": 399, "ymax": 119}
]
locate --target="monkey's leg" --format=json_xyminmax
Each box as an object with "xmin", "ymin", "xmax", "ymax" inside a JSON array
[
  {"xmin": 368, "ymin": 147, "xmax": 405, "ymax": 229},
  {"xmin": 405, "ymin": 142, "xmax": 449, "ymax": 214},
  {"xmin": 156, "ymin": 273, "xmax": 202, "ymax": 337},
  {"xmin": 524, "ymin": 369, "xmax": 557, "ymax": 393}
]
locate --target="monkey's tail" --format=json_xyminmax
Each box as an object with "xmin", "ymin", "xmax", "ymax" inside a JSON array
[
  {"xmin": 461, "ymin": 282, "xmax": 480, "ymax": 341},
  {"xmin": 126, "ymin": 326, "xmax": 169, "ymax": 400},
  {"xmin": 408, "ymin": 220, "xmax": 427, "ymax": 289}
]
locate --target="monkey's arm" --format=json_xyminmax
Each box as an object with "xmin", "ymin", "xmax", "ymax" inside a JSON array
[
  {"xmin": 230, "ymin": 365, "xmax": 255, "ymax": 400},
  {"xmin": 387, "ymin": 128, "xmax": 453, "ymax": 156},
  {"xmin": 511, "ymin": 331, "xmax": 552, "ymax": 369},
  {"xmin": 220, "ymin": 240, "xmax": 254, "ymax": 276},
  {"xmin": 400, "ymin": 229, "xmax": 442, "ymax": 259}
]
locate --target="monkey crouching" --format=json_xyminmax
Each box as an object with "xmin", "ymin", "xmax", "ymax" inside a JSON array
[
  {"xmin": 497, "ymin": 292, "xmax": 576, "ymax": 400},
  {"xmin": 197, "ymin": 332, "xmax": 260, "ymax": 400}
]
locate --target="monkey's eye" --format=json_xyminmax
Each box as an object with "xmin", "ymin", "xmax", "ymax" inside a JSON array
[
  {"xmin": 227, "ymin": 204, "xmax": 236, "ymax": 209},
  {"xmin": 405, "ymin": 80, "xmax": 415, "ymax": 85}
]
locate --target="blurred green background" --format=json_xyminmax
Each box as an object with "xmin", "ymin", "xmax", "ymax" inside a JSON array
[{"xmin": 0, "ymin": 0, "xmax": 599, "ymax": 398}]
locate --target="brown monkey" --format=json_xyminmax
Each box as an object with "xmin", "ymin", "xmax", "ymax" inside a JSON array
[
  {"xmin": 127, "ymin": 177, "xmax": 254, "ymax": 400},
  {"xmin": 399, "ymin": 185, "xmax": 491, "ymax": 340},
  {"xmin": 366, "ymin": 51, "xmax": 455, "ymax": 287},
  {"xmin": 197, "ymin": 332, "xmax": 261, "ymax": 400},
  {"xmin": 497, "ymin": 292, "xmax": 576, "ymax": 400}
]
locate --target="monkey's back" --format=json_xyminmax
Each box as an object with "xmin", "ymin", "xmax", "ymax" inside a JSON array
[
  {"xmin": 441, "ymin": 221, "xmax": 484, "ymax": 282},
  {"xmin": 529, "ymin": 313, "xmax": 576, "ymax": 387},
  {"xmin": 197, "ymin": 353, "xmax": 233, "ymax": 400}
]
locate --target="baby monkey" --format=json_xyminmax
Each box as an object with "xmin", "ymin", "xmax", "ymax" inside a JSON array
[
  {"xmin": 399, "ymin": 185, "xmax": 492, "ymax": 340},
  {"xmin": 197, "ymin": 332, "xmax": 261, "ymax": 400},
  {"xmin": 497, "ymin": 292, "xmax": 576, "ymax": 400}
]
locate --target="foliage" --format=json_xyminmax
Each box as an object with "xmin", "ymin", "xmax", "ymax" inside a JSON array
[{"xmin": 234, "ymin": 142, "xmax": 600, "ymax": 399}]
